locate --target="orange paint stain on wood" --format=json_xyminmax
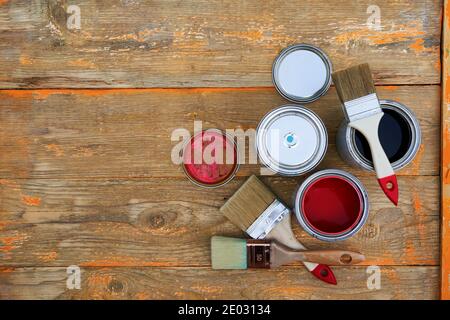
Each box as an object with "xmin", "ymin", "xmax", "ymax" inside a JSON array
[
  {"xmin": 79, "ymin": 257, "xmax": 178, "ymax": 268},
  {"xmin": 404, "ymin": 242, "xmax": 420, "ymax": 264},
  {"xmin": 334, "ymin": 22, "xmax": 425, "ymax": 46},
  {"xmin": 21, "ymin": 195, "xmax": 41, "ymax": 206},
  {"xmin": 67, "ymin": 59, "xmax": 96, "ymax": 69},
  {"xmin": 222, "ymin": 29, "xmax": 264, "ymax": 42},
  {"xmin": 72, "ymin": 146, "xmax": 94, "ymax": 158},
  {"xmin": 409, "ymin": 38, "xmax": 437, "ymax": 54},
  {"xmin": 412, "ymin": 192, "xmax": 427, "ymax": 248},
  {"xmin": 445, "ymin": 74, "xmax": 450, "ymax": 107},
  {"xmin": 410, "ymin": 144, "xmax": 425, "ymax": 176},
  {"xmin": 435, "ymin": 58, "xmax": 442, "ymax": 72},
  {"xmin": 0, "ymin": 179, "xmax": 20, "ymax": 190},
  {"xmin": 382, "ymin": 86, "xmax": 398, "ymax": 91},
  {"xmin": 0, "ymin": 0, "xmax": 10, "ymax": 5},
  {"xmin": 373, "ymin": 256, "xmax": 396, "ymax": 266},
  {"xmin": 87, "ymin": 273, "xmax": 113, "ymax": 287},
  {"xmin": 0, "ymin": 245, "xmax": 14, "ymax": 252},
  {"xmin": 0, "ymin": 267, "xmax": 14, "ymax": 273},
  {"xmin": 135, "ymin": 292, "xmax": 151, "ymax": 300},
  {"xmin": 0, "ymin": 221, "xmax": 15, "ymax": 232},
  {"xmin": 35, "ymin": 251, "xmax": 58, "ymax": 262},
  {"xmin": 447, "ymin": 0, "xmax": 450, "ymax": 29},
  {"xmin": 19, "ymin": 55, "xmax": 33, "ymax": 66},
  {"xmin": 0, "ymin": 232, "xmax": 28, "ymax": 252},
  {"xmin": 2, "ymin": 87, "xmax": 274, "ymax": 100},
  {"xmin": 441, "ymin": 0, "xmax": 450, "ymax": 300},
  {"xmin": 45, "ymin": 144, "xmax": 64, "ymax": 157},
  {"xmin": 0, "ymin": 90, "xmax": 32, "ymax": 99}
]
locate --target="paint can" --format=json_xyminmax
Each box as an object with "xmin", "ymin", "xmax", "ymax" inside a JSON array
[
  {"xmin": 256, "ymin": 105, "xmax": 328, "ymax": 176},
  {"xmin": 181, "ymin": 129, "xmax": 239, "ymax": 188},
  {"xmin": 294, "ymin": 169, "xmax": 369, "ymax": 242},
  {"xmin": 272, "ymin": 44, "xmax": 332, "ymax": 103},
  {"xmin": 336, "ymin": 99, "xmax": 421, "ymax": 172}
]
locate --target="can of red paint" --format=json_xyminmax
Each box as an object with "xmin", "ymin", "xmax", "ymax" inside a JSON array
[
  {"xmin": 181, "ymin": 129, "xmax": 239, "ymax": 188},
  {"xmin": 294, "ymin": 169, "xmax": 369, "ymax": 242},
  {"xmin": 336, "ymin": 99, "xmax": 421, "ymax": 172},
  {"xmin": 256, "ymin": 105, "xmax": 328, "ymax": 176}
]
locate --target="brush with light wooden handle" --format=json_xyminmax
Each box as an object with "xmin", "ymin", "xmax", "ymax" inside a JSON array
[
  {"xmin": 332, "ymin": 63, "xmax": 398, "ymax": 205},
  {"xmin": 220, "ymin": 175, "xmax": 337, "ymax": 284},
  {"xmin": 211, "ymin": 236, "xmax": 365, "ymax": 269}
]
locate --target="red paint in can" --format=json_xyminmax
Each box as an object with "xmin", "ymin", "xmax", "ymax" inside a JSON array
[
  {"xmin": 301, "ymin": 175, "xmax": 363, "ymax": 235},
  {"xmin": 294, "ymin": 169, "xmax": 369, "ymax": 241},
  {"xmin": 182, "ymin": 130, "xmax": 238, "ymax": 188}
]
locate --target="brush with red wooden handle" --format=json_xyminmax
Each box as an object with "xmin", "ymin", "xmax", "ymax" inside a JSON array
[
  {"xmin": 220, "ymin": 175, "xmax": 337, "ymax": 284},
  {"xmin": 332, "ymin": 64, "xmax": 398, "ymax": 205}
]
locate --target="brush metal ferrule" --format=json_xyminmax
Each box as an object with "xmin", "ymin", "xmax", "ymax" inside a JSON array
[
  {"xmin": 246, "ymin": 199, "xmax": 290, "ymax": 239},
  {"xmin": 343, "ymin": 93, "xmax": 383, "ymax": 122},
  {"xmin": 246, "ymin": 240, "xmax": 271, "ymax": 268}
]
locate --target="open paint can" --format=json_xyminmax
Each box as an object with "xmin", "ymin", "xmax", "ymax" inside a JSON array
[
  {"xmin": 256, "ymin": 105, "xmax": 328, "ymax": 176},
  {"xmin": 272, "ymin": 44, "xmax": 332, "ymax": 103},
  {"xmin": 336, "ymin": 99, "xmax": 421, "ymax": 172},
  {"xmin": 181, "ymin": 129, "xmax": 239, "ymax": 188},
  {"xmin": 294, "ymin": 169, "xmax": 369, "ymax": 242}
]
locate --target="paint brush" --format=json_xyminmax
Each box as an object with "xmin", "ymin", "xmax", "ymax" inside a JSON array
[
  {"xmin": 211, "ymin": 236, "xmax": 365, "ymax": 269},
  {"xmin": 332, "ymin": 63, "xmax": 399, "ymax": 205},
  {"xmin": 220, "ymin": 175, "xmax": 337, "ymax": 285}
]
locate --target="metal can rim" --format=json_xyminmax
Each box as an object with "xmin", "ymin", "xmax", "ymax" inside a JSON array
[
  {"xmin": 344, "ymin": 99, "xmax": 422, "ymax": 172},
  {"xmin": 272, "ymin": 43, "xmax": 333, "ymax": 104},
  {"xmin": 294, "ymin": 169, "xmax": 370, "ymax": 242},
  {"xmin": 256, "ymin": 105, "xmax": 328, "ymax": 176},
  {"xmin": 181, "ymin": 129, "xmax": 240, "ymax": 189}
]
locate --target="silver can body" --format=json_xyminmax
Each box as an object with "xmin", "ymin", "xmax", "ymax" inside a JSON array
[
  {"xmin": 293, "ymin": 169, "xmax": 370, "ymax": 242},
  {"xmin": 336, "ymin": 99, "xmax": 421, "ymax": 172},
  {"xmin": 256, "ymin": 105, "xmax": 328, "ymax": 176}
]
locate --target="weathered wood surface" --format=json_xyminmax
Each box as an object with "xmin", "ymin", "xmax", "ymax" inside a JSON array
[
  {"xmin": 0, "ymin": 0, "xmax": 442, "ymax": 88},
  {"xmin": 0, "ymin": 176, "xmax": 439, "ymax": 267},
  {"xmin": 0, "ymin": 86, "xmax": 439, "ymax": 179},
  {"xmin": 0, "ymin": 266, "xmax": 439, "ymax": 300},
  {"xmin": 0, "ymin": 0, "xmax": 443, "ymax": 300},
  {"xmin": 441, "ymin": 0, "xmax": 450, "ymax": 300}
]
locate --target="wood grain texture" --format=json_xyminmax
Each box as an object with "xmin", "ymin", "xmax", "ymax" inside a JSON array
[
  {"xmin": 0, "ymin": 86, "xmax": 439, "ymax": 179},
  {"xmin": 0, "ymin": 0, "xmax": 442, "ymax": 88},
  {"xmin": 0, "ymin": 0, "xmax": 443, "ymax": 300},
  {"xmin": 0, "ymin": 176, "xmax": 439, "ymax": 267},
  {"xmin": 441, "ymin": 0, "xmax": 450, "ymax": 301},
  {"xmin": 0, "ymin": 266, "xmax": 439, "ymax": 300}
]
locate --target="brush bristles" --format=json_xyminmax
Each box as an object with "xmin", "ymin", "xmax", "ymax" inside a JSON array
[
  {"xmin": 211, "ymin": 236, "xmax": 247, "ymax": 269},
  {"xmin": 332, "ymin": 63, "xmax": 376, "ymax": 103},
  {"xmin": 220, "ymin": 175, "xmax": 276, "ymax": 231}
]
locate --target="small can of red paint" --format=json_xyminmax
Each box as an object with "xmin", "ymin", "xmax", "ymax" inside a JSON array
[
  {"xmin": 336, "ymin": 100, "xmax": 421, "ymax": 172},
  {"xmin": 181, "ymin": 129, "xmax": 239, "ymax": 188},
  {"xmin": 294, "ymin": 169, "xmax": 369, "ymax": 242}
]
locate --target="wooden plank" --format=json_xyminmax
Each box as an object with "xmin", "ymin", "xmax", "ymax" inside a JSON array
[
  {"xmin": 0, "ymin": 86, "xmax": 439, "ymax": 179},
  {"xmin": 0, "ymin": 176, "xmax": 439, "ymax": 267},
  {"xmin": 442, "ymin": 0, "xmax": 450, "ymax": 301},
  {"xmin": 0, "ymin": 266, "xmax": 439, "ymax": 300},
  {"xmin": 0, "ymin": 0, "xmax": 441, "ymax": 88}
]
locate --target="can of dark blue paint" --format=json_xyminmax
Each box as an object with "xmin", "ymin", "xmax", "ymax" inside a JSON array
[{"xmin": 336, "ymin": 99, "xmax": 421, "ymax": 172}]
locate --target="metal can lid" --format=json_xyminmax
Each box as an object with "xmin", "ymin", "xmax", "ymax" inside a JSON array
[
  {"xmin": 272, "ymin": 44, "xmax": 332, "ymax": 103},
  {"xmin": 256, "ymin": 105, "xmax": 327, "ymax": 176}
]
